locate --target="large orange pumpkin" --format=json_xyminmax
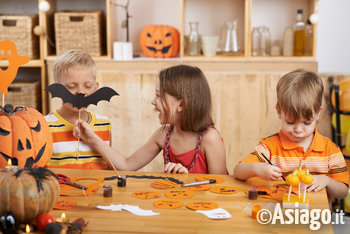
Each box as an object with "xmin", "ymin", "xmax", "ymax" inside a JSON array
[
  {"xmin": 0, "ymin": 167, "xmax": 60, "ymax": 223},
  {"xmin": 0, "ymin": 104, "xmax": 53, "ymax": 168},
  {"xmin": 139, "ymin": 25, "xmax": 180, "ymax": 58}
]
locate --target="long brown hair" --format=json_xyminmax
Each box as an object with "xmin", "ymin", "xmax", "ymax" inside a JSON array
[
  {"xmin": 276, "ymin": 69, "xmax": 323, "ymax": 121},
  {"xmin": 159, "ymin": 65, "xmax": 214, "ymax": 132}
]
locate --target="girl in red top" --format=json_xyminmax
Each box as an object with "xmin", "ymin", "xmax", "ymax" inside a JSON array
[{"xmin": 74, "ymin": 65, "xmax": 227, "ymax": 174}]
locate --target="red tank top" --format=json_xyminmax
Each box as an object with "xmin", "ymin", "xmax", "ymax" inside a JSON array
[{"xmin": 163, "ymin": 125, "xmax": 215, "ymax": 174}]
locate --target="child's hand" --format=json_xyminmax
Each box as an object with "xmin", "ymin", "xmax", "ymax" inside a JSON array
[
  {"xmin": 304, "ymin": 175, "xmax": 330, "ymax": 192},
  {"xmin": 164, "ymin": 162, "xmax": 188, "ymax": 174},
  {"xmin": 255, "ymin": 163, "xmax": 282, "ymax": 181},
  {"xmin": 73, "ymin": 120, "xmax": 97, "ymax": 144}
]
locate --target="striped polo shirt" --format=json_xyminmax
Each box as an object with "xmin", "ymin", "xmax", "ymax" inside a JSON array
[
  {"xmin": 45, "ymin": 110, "xmax": 111, "ymax": 169},
  {"xmin": 241, "ymin": 129, "xmax": 349, "ymax": 185}
]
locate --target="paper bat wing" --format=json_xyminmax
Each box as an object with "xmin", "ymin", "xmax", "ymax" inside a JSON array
[
  {"xmin": 45, "ymin": 83, "xmax": 82, "ymax": 108},
  {"xmin": 82, "ymin": 87, "xmax": 119, "ymax": 108}
]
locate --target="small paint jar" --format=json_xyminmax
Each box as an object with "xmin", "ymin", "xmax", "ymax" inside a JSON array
[
  {"xmin": 103, "ymin": 184, "xmax": 112, "ymax": 197},
  {"xmin": 251, "ymin": 205, "xmax": 262, "ymax": 219},
  {"xmin": 117, "ymin": 175, "xmax": 127, "ymax": 187},
  {"xmin": 248, "ymin": 187, "xmax": 258, "ymax": 200}
]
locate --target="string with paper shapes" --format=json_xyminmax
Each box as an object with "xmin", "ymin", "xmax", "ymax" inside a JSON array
[
  {"xmin": 0, "ymin": 40, "xmax": 30, "ymax": 106},
  {"xmin": 45, "ymin": 83, "xmax": 119, "ymax": 162}
]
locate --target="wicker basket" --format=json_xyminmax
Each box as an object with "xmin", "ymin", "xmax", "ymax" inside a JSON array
[
  {"xmin": 54, "ymin": 11, "xmax": 104, "ymax": 56},
  {"xmin": 0, "ymin": 15, "xmax": 39, "ymax": 59},
  {"xmin": 3, "ymin": 81, "xmax": 41, "ymax": 110}
]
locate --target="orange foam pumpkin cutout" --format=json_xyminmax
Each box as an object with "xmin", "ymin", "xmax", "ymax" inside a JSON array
[
  {"xmin": 0, "ymin": 40, "xmax": 30, "ymax": 94},
  {"xmin": 0, "ymin": 104, "xmax": 53, "ymax": 168},
  {"xmin": 139, "ymin": 25, "xmax": 180, "ymax": 58}
]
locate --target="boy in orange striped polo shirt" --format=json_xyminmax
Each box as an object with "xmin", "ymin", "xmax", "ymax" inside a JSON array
[
  {"xmin": 45, "ymin": 50, "xmax": 111, "ymax": 169},
  {"xmin": 234, "ymin": 69, "xmax": 349, "ymax": 199}
]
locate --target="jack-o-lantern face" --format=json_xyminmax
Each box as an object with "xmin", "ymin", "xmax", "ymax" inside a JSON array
[
  {"xmin": 0, "ymin": 40, "xmax": 30, "ymax": 94},
  {"xmin": 139, "ymin": 25, "xmax": 180, "ymax": 58},
  {"xmin": 0, "ymin": 104, "xmax": 53, "ymax": 168}
]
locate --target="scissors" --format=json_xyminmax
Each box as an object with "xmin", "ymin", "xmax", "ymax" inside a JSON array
[{"xmin": 57, "ymin": 174, "xmax": 88, "ymax": 190}]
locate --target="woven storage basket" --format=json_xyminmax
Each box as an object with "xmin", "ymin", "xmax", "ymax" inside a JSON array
[
  {"xmin": 0, "ymin": 15, "xmax": 39, "ymax": 59},
  {"xmin": 54, "ymin": 11, "xmax": 104, "ymax": 56},
  {"xmin": 3, "ymin": 81, "xmax": 41, "ymax": 110}
]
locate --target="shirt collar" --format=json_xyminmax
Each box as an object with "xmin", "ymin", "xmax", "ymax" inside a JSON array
[{"xmin": 279, "ymin": 128, "xmax": 325, "ymax": 152}]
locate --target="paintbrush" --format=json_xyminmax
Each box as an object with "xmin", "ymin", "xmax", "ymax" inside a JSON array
[{"xmin": 259, "ymin": 152, "xmax": 286, "ymax": 182}]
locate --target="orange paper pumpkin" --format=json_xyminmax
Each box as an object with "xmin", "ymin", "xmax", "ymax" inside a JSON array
[
  {"xmin": 0, "ymin": 40, "xmax": 30, "ymax": 94},
  {"xmin": 0, "ymin": 104, "xmax": 53, "ymax": 168},
  {"xmin": 139, "ymin": 25, "xmax": 180, "ymax": 58},
  {"xmin": 153, "ymin": 199, "xmax": 184, "ymax": 209},
  {"xmin": 0, "ymin": 167, "xmax": 60, "ymax": 223}
]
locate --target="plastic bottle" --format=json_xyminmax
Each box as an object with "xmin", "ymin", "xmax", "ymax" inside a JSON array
[
  {"xmin": 304, "ymin": 19, "xmax": 313, "ymax": 56},
  {"xmin": 188, "ymin": 22, "xmax": 200, "ymax": 56},
  {"xmin": 293, "ymin": 9, "xmax": 306, "ymax": 56}
]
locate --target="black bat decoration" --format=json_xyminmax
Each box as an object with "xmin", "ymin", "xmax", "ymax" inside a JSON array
[{"xmin": 45, "ymin": 83, "xmax": 119, "ymax": 109}]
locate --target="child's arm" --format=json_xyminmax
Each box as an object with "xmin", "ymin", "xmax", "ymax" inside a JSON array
[
  {"xmin": 234, "ymin": 162, "xmax": 283, "ymax": 181},
  {"xmin": 74, "ymin": 120, "xmax": 163, "ymax": 171},
  {"xmin": 306, "ymin": 175, "xmax": 349, "ymax": 199},
  {"xmin": 202, "ymin": 128, "xmax": 227, "ymax": 174}
]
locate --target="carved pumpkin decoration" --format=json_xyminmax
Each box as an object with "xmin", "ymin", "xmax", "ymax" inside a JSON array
[
  {"xmin": 139, "ymin": 25, "xmax": 180, "ymax": 58},
  {"xmin": 0, "ymin": 167, "xmax": 60, "ymax": 223},
  {"xmin": 286, "ymin": 172, "xmax": 299, "ymax": 186},
  {"xmin": 0, "ymin": 104, "xmax": 53, "ymax": 168}
]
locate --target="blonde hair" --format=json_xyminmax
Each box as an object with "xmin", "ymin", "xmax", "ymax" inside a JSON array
[
  {"xmin": 159, "ymin": 65, "xmax": 214, "ymax": 132},
  {"xmin": 276, "ymin": 69, "xmax": 323, "ymax": 121},
  {"xmin": 53, "ymin": 50, "xmax": 96, "ymax": 82}
]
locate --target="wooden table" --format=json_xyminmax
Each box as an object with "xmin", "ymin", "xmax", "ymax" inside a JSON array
[{"xmin": 49, "ymin": 169, "xmax": 333, "ymax": 234}]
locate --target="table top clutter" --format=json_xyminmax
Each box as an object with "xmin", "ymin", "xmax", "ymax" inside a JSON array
[{"xmin": 49, "ymin": 168, "xmax": 333, "ymax": 234}]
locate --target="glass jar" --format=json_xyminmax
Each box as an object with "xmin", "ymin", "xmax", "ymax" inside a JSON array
[
  {"xmin": 251, "ymin": 27, "xmax": 260, "ymax": 56},
  {"xmin": 188, "ymin": 21, "xmax": 200, "ymax": 56},
  {"xmin": 260, "ymin": 26, "xmax": 271, "ymax": 56}
]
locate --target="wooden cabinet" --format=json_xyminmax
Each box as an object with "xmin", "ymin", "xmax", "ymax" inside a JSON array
[{"xmin": 0, "ymin": 0, "xmax": 47, "ymax": 113}]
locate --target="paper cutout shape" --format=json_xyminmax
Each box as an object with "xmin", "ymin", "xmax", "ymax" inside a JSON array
[
  {"xmin": 96, "ymin": 204, "xmax": 160, "ymax": 216},
  {"xmin": 104, "ymin": 175, "xmax": 184, "ymax": 185},
  {"xmin": 183, "ymin": 184, "xmax": 211, "ymax": 191},
  {"xmin": 153, "ymin": 199, "xmax": 184, "ymax": 209},
  {"xmin": 186, "ymin": 201, "xmax": 219, "ymax": 211},
  {"xmin": 164, "ymin": 190, "xmax": 194, "ymax": 199},
  {"xmin": 0, "ymin": 40, "xmax": 30, "ymax": 95},
  {"xmin": 59, "ymin": 176, "xmax": 103, "ymax": 196},
  {"xmin": 131, "ymin": 191, "xmax": 161, "ymax": 199},
  {"xmin": 210, "ymin": 186, "xmax": 239, "ymax": 194},
  {"xmin": 45, "ymin": 83, "xmax": 119, "ymax": 109},
  {"xmin": 54, "ymin": 200, "xmax": 77, "ymax": 210},
  {"xmin": 196, "ymin": 208, "xmax": 232, "ymax": 219},
  {"xmin": 150, "ymin": 180, "xmax": 178, "ymax": 189},
  {"xmin": 243, "ymin": 187, "xmax": 285, "ymax": 200},
  {"xmin": 273, "ymin": 182, "xmax": 298, "ymax": 192},
  {"xmin": 195, "ymin": 175, "xmax": 224, "ymax": 184}
]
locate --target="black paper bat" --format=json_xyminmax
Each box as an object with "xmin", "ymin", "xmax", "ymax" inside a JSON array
[{"xmin": 45, "ymin": 83, "xmax": 119, "ymax": 109}]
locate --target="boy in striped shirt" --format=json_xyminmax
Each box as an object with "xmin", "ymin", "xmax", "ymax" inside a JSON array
[
  {"xmin": 234, "ymin": 69, "xmax": 349, "ymax": 199},
  {"xmin": 45, "ymin": 50, "xmax": 111, "ymax": 169}
]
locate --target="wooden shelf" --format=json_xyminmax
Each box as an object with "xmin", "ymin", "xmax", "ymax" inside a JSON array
[{"xmin": 0, "ymin": 59, "xmax": 43, "ymax": 67}]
